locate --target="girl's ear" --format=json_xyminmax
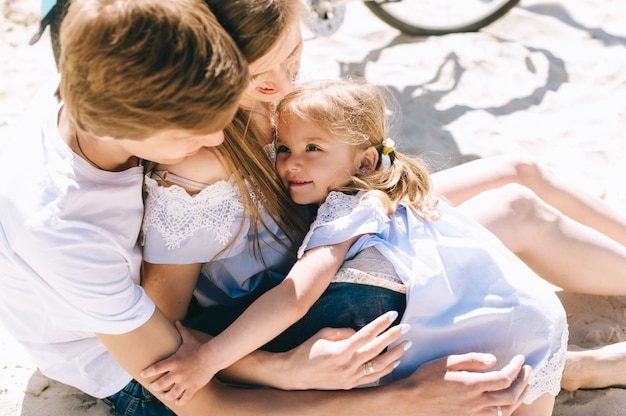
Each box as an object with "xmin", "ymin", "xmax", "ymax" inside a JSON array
[{"xmin": 359, "ymin": 147, "xmax": 379, "ymax": 174}]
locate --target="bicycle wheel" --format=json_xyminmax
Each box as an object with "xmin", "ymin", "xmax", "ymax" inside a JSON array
[{"xmin": 363, "ymin": 0, "xmax": 520, "ymax": 36}]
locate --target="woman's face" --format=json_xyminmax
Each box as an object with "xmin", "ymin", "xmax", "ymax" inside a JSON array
[{"xmin": 242, "ymin": 20, "xmax": 303, "ymax": 108}]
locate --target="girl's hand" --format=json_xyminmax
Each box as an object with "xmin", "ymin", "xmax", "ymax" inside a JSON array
[
  {"xmin": 141, "ymin": 321, "xmax": 217, "ymax": 406},
  {"xmin": 274, "ymin": 311, "xmax": 411, "ymax": 390}
]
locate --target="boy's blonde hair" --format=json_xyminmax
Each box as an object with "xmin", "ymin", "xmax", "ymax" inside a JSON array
[
  {"xmin": 275, "ymin": 79, "xmax": 438, "ymax": 219},
  {"xmin": 59, "ymin": 0, "xmax": 248, "ymax": 140}
]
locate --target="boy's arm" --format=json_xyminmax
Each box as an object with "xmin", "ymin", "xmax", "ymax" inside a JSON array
[{"xmin": 143, "ymin": 238, "xmax": 358, "ymax": 404}]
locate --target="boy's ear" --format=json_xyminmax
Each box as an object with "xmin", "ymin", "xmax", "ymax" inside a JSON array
[{"xmin": 359, "ymin": 147, "xmax": 379, "ymax": 174}]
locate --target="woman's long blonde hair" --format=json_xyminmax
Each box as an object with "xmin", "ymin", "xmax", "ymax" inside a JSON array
[
  {"xmin": 218, "ymin": 109, "xmax": 309, "ymax": 259},
  {"xmin": 208, "ymin": 0, "xmax": 311, "ymax": 257},
  {"xmin": 275, "ymin": 79, "xmax": 438, "ymax": 219},
  {"xmin": 145, "ymin": 0, "xmax": 310, "ymax": 260}
]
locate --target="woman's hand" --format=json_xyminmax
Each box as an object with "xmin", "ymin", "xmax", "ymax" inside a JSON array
[{"xmin": 272, "ymin": 311, "xmax": 411, "ymax": 390}]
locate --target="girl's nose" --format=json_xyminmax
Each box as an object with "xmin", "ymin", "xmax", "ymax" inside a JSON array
[{"xmin": 284, "ymin": 154, "xmax": 301, "ymax": 171}]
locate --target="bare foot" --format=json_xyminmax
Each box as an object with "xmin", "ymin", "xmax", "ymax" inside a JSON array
[{"xmin": 562, "ymin": 342, "xmax": 626, "ymax": 391}]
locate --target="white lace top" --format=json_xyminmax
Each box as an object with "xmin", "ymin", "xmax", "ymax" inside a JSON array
[
  {"xmin": 299, "ymin": 191, "xmax": 568, "ymax": 404},
  {"xmin": 142, "ymin": 173, "xmax": 295, "ymax": 307}
]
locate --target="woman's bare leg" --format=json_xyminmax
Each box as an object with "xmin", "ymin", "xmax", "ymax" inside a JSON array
[
  {"xmin": 435, "ymin": 158, "xmax": 626, "ymax": 390},
  {"xmin": 456, "ymin": 183, "xmax": 626, "ymax": 294},
  {"xmin": 457, "ymin": 184, "xmax": 626, "ymax": 390},
  {"xmin": 431, "ymin": 155, "xmax": 626, "ymax": 245}
]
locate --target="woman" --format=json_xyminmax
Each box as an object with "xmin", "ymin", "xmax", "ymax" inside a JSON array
[{"xmin": 139, "ymin": 0, "xmax": 626, "ymax": 395}]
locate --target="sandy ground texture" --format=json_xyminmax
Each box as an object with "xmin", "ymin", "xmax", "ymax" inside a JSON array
[{"xmin": 1, "ymin": 0, "xmax": 626, "ymax": 415}]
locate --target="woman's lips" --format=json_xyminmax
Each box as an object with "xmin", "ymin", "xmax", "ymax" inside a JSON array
[{"xmin": 257, "ymin": 86, "xmax": 278, "ymax": 95}]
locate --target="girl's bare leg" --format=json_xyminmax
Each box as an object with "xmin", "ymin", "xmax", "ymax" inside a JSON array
[
  {"xmin": 561, "ymin": 343, "xmax": 626, "ymax": 391},
  {"xmin": 512, "ymin": 393, "xmax": 554, "ymax": 416},
  {"xmin": 431, "ymin": 155, "xmax": 626, "ymax": 245}
]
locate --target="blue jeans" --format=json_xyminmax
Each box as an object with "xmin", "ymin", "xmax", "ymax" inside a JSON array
[
  {"xmin": 102, "ymin": 379, "xmax": 175, "ymax": 416},
  {"xmin": 186, "ymin": 282, "xmax": 406, "ymax": 352}
]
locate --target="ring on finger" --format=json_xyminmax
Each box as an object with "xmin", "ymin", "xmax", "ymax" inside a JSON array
[
  {"xmin": 496, "ymin": 406, "xmax": 503, "ymax": 416},
  {"xmin": 363, "ymin": 360, "xmax": 376, "ymax": 376}
]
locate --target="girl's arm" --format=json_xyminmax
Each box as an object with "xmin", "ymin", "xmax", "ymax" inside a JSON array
[
  {"xmin": 142, "ymin": 153, "xmax": 406, "ymax": 394},
  {"xmin": 143, "ymin": 237, "xmax": 358, "ymax": 405}
]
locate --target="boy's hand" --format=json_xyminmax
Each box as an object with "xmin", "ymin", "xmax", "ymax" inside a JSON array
[
  {"xmin": 396, "ymin": 353, "xmax": 530, "ymax": 415},
  {"xmin": 141, "ymin": 321, "xmax": 217, "ymax": 406}
]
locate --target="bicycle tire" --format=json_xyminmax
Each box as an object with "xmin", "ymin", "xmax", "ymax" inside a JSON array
[{"xmin": 363, "ymin": 0, "xmax": 520, "ymax": 37}]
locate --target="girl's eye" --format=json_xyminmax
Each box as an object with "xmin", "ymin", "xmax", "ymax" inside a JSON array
[
  {"xmin": 276, "ymin": 145, "xmax": 290, "ymax": 154},
  {"xmin": 306, "ymin": 144, "xmax": 321, "ymax": 151}
]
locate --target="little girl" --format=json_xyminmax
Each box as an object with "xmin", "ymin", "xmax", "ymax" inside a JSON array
[{"xmin": 144, "ymin": 79, "xmax": 567, "ymax": 415}]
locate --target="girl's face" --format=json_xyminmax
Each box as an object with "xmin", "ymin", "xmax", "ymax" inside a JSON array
[
  {"xmin": 275, "ymin": 115, "xmax": 364, "ymax": 205},
  {"xmin": 242, "ymin": 20, "xmax": 303, "ymax": 108}
]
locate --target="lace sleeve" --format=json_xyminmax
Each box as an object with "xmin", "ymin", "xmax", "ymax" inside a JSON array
[{"xmin": 142, "ymin": 174, "xmax": 248, "ymax": 264}]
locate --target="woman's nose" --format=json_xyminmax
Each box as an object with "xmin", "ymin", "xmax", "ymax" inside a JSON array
[{"xmin": 272, "ymin": 65, "xmax": 294, "ymax": 92}]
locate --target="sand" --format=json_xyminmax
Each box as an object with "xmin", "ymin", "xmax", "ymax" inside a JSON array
[{"xmin": 1, "ymin": 0, "xmax": 625, "ymax": 414}]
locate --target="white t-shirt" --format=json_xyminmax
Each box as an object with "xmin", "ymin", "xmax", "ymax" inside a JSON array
[{"xmin": 0, "ymin": 79, "xmax": 155, "ymax": 398}]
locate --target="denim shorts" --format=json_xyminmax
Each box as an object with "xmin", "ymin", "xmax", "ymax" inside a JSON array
[
  {"xmin": 186, "ymin": 282, "xmax": 406, "ymax": 352},
  {"xmin": 102, "ymin": 379, "xmax": 175, "ymax": 416}
]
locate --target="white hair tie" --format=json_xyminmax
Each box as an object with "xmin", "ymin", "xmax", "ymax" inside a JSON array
[{"xmin": 381, "ymin": 138, "xmax": 395, "ymax": 170}]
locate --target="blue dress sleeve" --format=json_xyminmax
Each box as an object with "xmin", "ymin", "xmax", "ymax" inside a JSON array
[{"xmin": 297, "ymin": 192, "xmax": 391, "ymax": 258}]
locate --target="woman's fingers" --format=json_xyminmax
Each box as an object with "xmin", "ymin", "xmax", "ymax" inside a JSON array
[
  {"xmin": 342, "ymin": 310, "xmax": 401, "ymax": 352},
  {"xmin": 356, "ymin": 321, "xmax": 410, "ymax": 358},
  {"xmin": 331, "ymin": 311, "xmax": 413, "ymax": 385},
  {"xmin": 369, "ymin": 340, "xmax": 410, "ymax": 373}
]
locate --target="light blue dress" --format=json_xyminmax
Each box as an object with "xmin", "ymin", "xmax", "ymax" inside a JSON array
[{"xmin": 298, "ymin": 191, "xmax": 568, "ymax": 404}]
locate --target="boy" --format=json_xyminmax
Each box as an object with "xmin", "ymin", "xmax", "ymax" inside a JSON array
[{"xmin": 0, "ymin": 0, "xmax": 529, "ymax": 414}]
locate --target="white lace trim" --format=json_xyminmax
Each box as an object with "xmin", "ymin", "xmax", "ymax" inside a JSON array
[
  {"xmin": 143, "ymin": 174, "xmax": 248, "ymax": 250},
  {"xmin": 524, "ymin": 323, "xmax": 569, "ymax": 404},
  {"xmin": 298, "ymin": 192, "xmax": 361, "ymax": 258}
]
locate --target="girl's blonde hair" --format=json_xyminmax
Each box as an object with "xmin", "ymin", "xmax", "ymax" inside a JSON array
[
  {"xmin": 218, "ymin": 109, "xmax": 309, "ymax": 260},
  {"xmin": 275, "ymin": 79, "xmax": 438, "ymax": 219}
]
